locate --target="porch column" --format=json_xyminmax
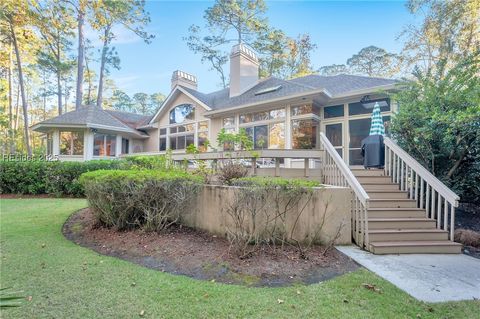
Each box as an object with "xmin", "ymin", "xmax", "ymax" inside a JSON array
[
  {"xmin": 304, "ymin": 158, "xmax": 309, "ymax": 177},
  {"xmin": 84, "ymin": 130, "xmax": 94, "ymax": 161},
  {"xmin": 115, "ymin": 135, "xmax": 122, "ymax": 157},
  {"xmin": 52, "ymin": 130, "xmax": 60, "ymax": 156},
  {"xmin": 285, "ymin": 105, "xmax": 291, "ymax": 168}
]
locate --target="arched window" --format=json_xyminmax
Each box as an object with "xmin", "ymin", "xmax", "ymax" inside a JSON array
[{"xmin": 169, "ymin": 104, "xmax": 195, "ymax": 124}]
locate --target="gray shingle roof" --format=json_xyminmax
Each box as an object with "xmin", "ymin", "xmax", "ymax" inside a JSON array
[
  {"xmin": 33, "ymin": 105, "xmax": 149, "ymax": 136},
  {"xmin": 182, "ymin": 74, "xmax": 397, "ymax": 111},
  {"xmin": 289, "ymin": 74, "xmax": 397, "ymax": 96}
]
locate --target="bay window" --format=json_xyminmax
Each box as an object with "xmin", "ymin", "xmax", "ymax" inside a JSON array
[{"xmin": 60, "ymin": 131, "xmax": 84, "ymax": 155}]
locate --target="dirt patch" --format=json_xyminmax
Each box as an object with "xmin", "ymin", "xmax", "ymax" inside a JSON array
[
  {"xmin": 456, "ymin": 203, "xmax": 480, "ymax": 233},
  {"xmin": 63, "ymin": 208, "xmax": 360, "ymax": 287}
]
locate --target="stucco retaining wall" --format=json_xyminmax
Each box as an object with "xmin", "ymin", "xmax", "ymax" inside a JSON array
[{"xmin": 182, "ymin": 185, "xmax": 352, "ymax": 245}]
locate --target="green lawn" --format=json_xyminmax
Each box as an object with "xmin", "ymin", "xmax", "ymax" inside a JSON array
[{"xmin": 0, "ymin": 199, "xmax": 479, "ymax": 318}]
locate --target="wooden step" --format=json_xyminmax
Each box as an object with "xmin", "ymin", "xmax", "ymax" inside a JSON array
[
  {"xmin": 369, "ymin": 199, "xmax": 417, "ymax": 208},
  {"xmin": 367, "ymin": 191, "xmax": 409, "ymax": 199},
  {"xmin": 369, "ymin": 240, "xmax": 462, "ymax": 254},
  {"xmin": 351, "ymin": 169, "xmax": 385, "ymax": 177},
  {"xmin": 368, "ymin": 218, "xmax": 436, "ymax": 229},
  {"xmin": 357, "ymin": 176, "xmax": 392, "ymax": 184},
  {"xmin": 368, "ymin": 208, "xmax": 426, "ymax": 218},
  {"xmin": 368, "ymin": 229, "xmax": 449, "ymax": 241},
  {"xmin": 362, "ymin": 183, "xmax": 400, "ymax": 191}
]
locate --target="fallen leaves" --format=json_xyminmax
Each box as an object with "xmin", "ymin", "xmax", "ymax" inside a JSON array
[{"xmin": 362, "ymin": 283, "xmax": 382, "ymax": 293}]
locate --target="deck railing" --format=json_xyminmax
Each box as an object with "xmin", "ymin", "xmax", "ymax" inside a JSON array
[
  {"xmin": 384, "ymin": 137, "xmax": 460, "ymax": 240},
  {"xmin": 320, "ymin": 133, "xmax": 370, "ymax": 249}
]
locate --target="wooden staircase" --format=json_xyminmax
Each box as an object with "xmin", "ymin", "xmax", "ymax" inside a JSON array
[{"xmin": 352, "ymin": 168, "xmax": 462, "ymax": 254}]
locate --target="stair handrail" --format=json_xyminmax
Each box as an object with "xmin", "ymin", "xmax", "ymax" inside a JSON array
[
  {"xmin": 320, "ymin": 132, "xmax": 370, "ymax": 248},
  {"xmin": 384, "ymin": 137, "xmax": 460, "ymax": 240}
]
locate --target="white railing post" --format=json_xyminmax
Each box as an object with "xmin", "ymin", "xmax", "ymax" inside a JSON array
[
  {"xmin": 320, "ymin": 133, "xmax": 370, "ymax": 249},
  {"xmin": 383, "ymin": 137, "xmax": 459, "ymax": 241}
]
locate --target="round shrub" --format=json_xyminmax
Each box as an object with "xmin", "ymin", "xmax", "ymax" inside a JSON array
[{"xmin": 79, "ymin": 170, "xmax": 203, "ymax": 231}]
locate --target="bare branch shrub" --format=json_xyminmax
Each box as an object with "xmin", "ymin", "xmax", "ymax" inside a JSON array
[
  {"xmin": 224, "ymin": 177, "xmax": 336, "ymax": 258},
  {"xmin": 218, "ymin": 161, "xmax": 249, "ymax": 185}
]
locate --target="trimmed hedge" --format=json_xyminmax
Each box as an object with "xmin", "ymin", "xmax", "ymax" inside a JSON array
[
  {"xmin": 0, "ymin": 155, "xmax": 170, "ymax": 197},
  {"xmin": 0, "ymin": 160, "xmax": 126, "ymax": 196},
  {"xmin": 232, "ymin": 176, "xmax": 322, "ymax": 189},
  {"xmin": 80, "ymin": 170, "xmax": 203, "ymax": 231}
]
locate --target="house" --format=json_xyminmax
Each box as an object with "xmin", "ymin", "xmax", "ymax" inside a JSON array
[
  {"xmin": 32, "ymin": 44, "xmax": 397, "ymax": 165},
  {"xmin": 32, "ymin": 44, "xmax": 462, "ymax": 255}
]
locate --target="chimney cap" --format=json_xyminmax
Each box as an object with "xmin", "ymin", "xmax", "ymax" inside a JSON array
[
  {"xmin": 171, "ymin": 70, "xmax": 197, "ymax": 84},
  {"xmin": 230, "ymin": 43, "xmax": 258, "ymax": 62}
]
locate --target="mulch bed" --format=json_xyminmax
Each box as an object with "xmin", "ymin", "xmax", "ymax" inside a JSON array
[
  {"xmin": 456, "ymin": 203, "xmax": 480, "ymax": 233},
  {"xmin": 63, "ymin": 208, "xmax": 360, "ymax": 287},
  {"xmin": 456, "ymin": 203, "xmax": 480, "ymax": 259}
]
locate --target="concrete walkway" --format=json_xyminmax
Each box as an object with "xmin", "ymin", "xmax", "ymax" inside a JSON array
[{"xmin": 336, "ymin": 245, "xmax": 480, "ymax": 303}]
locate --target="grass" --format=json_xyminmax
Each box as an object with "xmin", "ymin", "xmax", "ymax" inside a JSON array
[{"xmin": 1, "ymin": 198, "xmax": 479, "ymax": 318}]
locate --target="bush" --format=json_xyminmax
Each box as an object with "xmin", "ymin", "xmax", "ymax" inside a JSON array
[
  {"xmin": 122, "ymin": 154, "xmax": 172, "ymax": 170},
  {"xmin": 232, "ymin": 176, "xmax": 321, "ymax": 189},
  {"xmin": 79, "ymin": 169, "xmax": 203, "ymax": 231},
  {"xmin": 454, "ymin": 229, "xmax": 480, "ymax": 248},
  {"xmin": 218, "ymin": 161, "xmax": 249, "ymax": 185},
  {"xmin": 0, "ymin": 160, "xmax": 124, "ymax": 196}
]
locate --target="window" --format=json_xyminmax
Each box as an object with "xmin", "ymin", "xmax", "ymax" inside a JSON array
[
  {"xmin": 269, "ymin": 122, "xmax": 285, "ymax": 149},
  {"xmin": 60, "ymin": 131, "xmax": 84, "ymax": 155},
  {"xmin": 159, "ymin": 128, "xmax": 167, "ymax": 151},
  {"xmin": 292, "ymin": 119, "xmax": 318, "ymax": 149},
  {"xmin": 324, "ymin": 104, "xmax": 344, "ymax": 118},
  {"xmin": 291, "ymin": 104, "xmax": 320, "ymax": 117},
  {"xmin": 239, "ymin": 108, "xmax": 285, "ymax": 124},
  {"xmin": 46, "ymin": 133, "xmax": 53, "ymax": 155},
  {"xmin": 170, "ymin": 134, "xmax": 194, "ymax": 150},
  {"xmin": 169, "ymin": 104, "xmax": 195, "ymax": 124},
  {"xmin": 159, "ymin": 137, "xmax": 167, "ymax": 151},
  {"xmin": 121, "ymin": 138, "xmax": 129, "ymax": 154},
  {"xmin": 223, "ymin": 117, "xmax": 235, "ymax": 127},
  {"xmin": 348, "ymin": 98, "xmax": 390, "ymax": 116},
  {"xmin": 197, "ymin": 121, "xmax": 209, "ymax": 152},
  {"xmin": 93, "ymin": 133, "xmax": 116, "ymax": 156}
]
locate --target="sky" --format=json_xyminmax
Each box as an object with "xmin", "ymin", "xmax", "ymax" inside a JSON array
[{"xmin": 89, "ymin": 0, "xmax": 415, "ymax": 96}]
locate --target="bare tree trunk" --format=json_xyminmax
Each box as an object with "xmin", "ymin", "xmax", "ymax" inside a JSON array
[
  {"xmin": 64, "ymin": 78, "xmax": 69, "ymax": 113},
  {"xmin": 14, "ymin": 85, "xmax": 20, "ymax": 132},
  {"xmin": 75, "ymin": 3, "xmax": 85, "ymax": 110},
  {"xmin": 8, "ymin": 42, "xmax": 14, "ymax": 153},
  {"xmin": 10, "ymin": 21, "xmax": 31, "ymax": 156},
  {"xmin": 57, "ymin": 33, "xmax": 63, "ymax": 115},
  {"xmin": 85, "ymin": 55, "xmax": 92, "ymax": 105},
  {"xmin": 96, "ymin": 25, "xmax": 111, "ymax": 108}
]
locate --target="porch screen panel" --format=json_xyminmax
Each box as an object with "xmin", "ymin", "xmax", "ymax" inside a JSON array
[
  {"xmin": 60, "ymin": 131, "xmax": 84, "ymax": 156},
  {"xmin": 348, "ymin": 98, "xmax": 390, "ymax": 116},
  {"xmin": 292, "ymin": 119, "xmax": 318, "ymax": 149}
]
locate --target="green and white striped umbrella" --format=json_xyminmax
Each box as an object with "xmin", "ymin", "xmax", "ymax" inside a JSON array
[{"xmin": 369, "ymin": 102, "xmax": 385, "ymax": 135}]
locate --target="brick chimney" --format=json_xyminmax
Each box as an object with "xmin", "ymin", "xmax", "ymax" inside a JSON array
[
  {"xmin": 229, "ymin": 44, "xmax": 259, "ymax": 97},
  {"xmin": 171, "ymin": 70, "xmax": 198, "ymax": 90}
]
